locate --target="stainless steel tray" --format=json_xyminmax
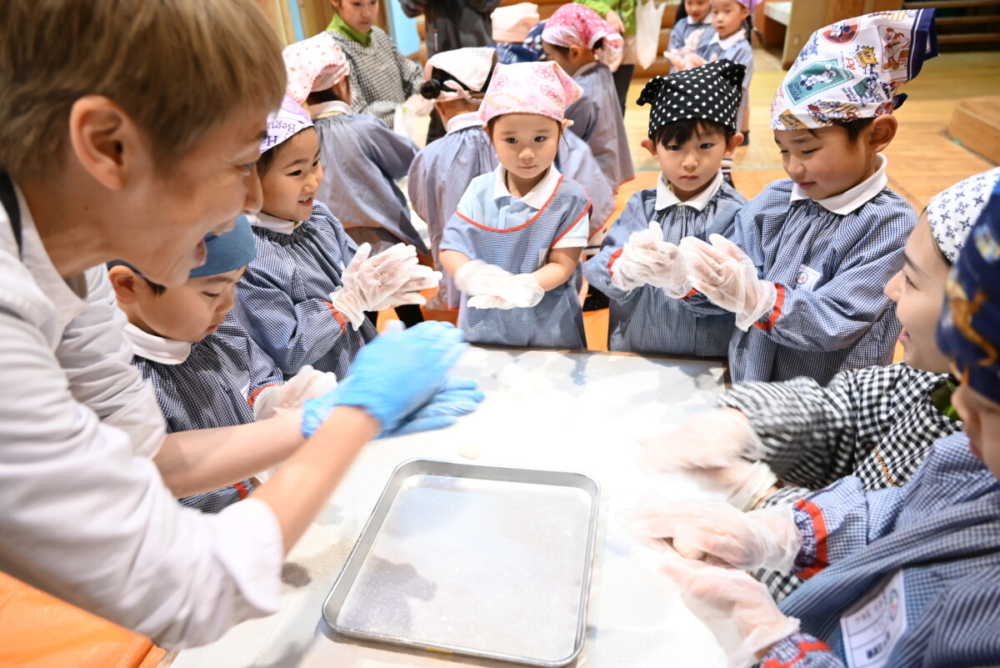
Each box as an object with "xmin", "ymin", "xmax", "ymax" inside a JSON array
[{"xmin": 323, "ymin": 458, "xmax": 601, "ymax": 667}]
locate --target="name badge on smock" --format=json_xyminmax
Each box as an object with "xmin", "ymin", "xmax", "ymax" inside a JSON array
[
  {"xmin": 840, "ymin": 570, "xmax": 907, "ymax": 668},
  {"xmin": 796, "ymin": 264, "xmax": 822, "ymax": 292}
]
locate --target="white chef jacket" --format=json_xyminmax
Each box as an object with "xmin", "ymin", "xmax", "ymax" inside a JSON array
[{"xmin": 0, "ymin": 182, "xmax": 284, "ymax": 648}]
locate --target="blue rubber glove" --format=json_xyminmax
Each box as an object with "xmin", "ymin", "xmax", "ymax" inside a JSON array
[
  {"xmin": 381, "ymin": 377, "xmax": 486, "ymax": 438},
  {"xmin": 301, "ymin": 321, "xmax": 467, "ymax": 437}
]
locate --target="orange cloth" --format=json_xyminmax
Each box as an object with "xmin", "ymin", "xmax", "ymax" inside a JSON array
[{"xmin": 0, "ymin": 571, "xmax": 165, "ymax": 668}]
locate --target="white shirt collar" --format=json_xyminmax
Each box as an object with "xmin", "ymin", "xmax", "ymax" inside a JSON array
[
  {"xmin": 249, "ymin": 211, "xmax": 298, "ymax": 235},
  {"xmin": 711, "ymin": 28, "xmax": 746, "ymax": 50},
  {"xmin": 790, "ymin": 154, "xmax": 889, "ymax": 215},
  {"xmin": 308, "ymin": 100, "xmax": 353, "ymax": 119},
  {"xmin": 574, "ymin": 61, "xmax": 598, "ymax": 77},
  {"xmin": 655, "ymin": 170, "xmax": 724, "ymax": 212},
  {"xmin": 492, "ymin": 165, "xmax": 562, "ymax": 209},
  {"xmin": 124, "ymin": 322, "xmax": 192, "ymax": 365},
  {"xmin": 446, "ymin": 112, "xmax": 485, "ymax": 134}
]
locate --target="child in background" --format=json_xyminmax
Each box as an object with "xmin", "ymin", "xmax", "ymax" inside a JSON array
[
  {"xmin": 109, "ymin": 218, "xmax": 338, "ymax": 513},
  {"xmin": 326, "ymin": 0, "xmax": 424, "ymax": 126},
  {"xmin": 678, "ymin": 11, "xmax": 937, "ymax": 385},
  {"xmin": 621, "ymin": 179, "xmax": 1000, "ymax": 668},
  {"xmin": 697, "ymin": 0, "xmax": 757, "ymax": 141},
  {"xmin": 440, "ymin": 62, "xmax": 591, "ymax": 349},
  {"xmin": 542, "ymin": 5, "xmax": 635, "ymax": 193},
  {"xmin": 235, "ymin": 97, "xmax": 439, "ymax": 379},
  {"xmin": 283, "ymin": 33, "xmax": 427, "ymax": 328},
  {"xmin": 666, "ymin": 0, "xmax": 715, "ymax": 68},
  {"xmin": 410, "ymin": 48, "xmax": 614, "ymax": 310},
  {"xmin": 584, "ymin": 61, "xmax": 746, "ymax": 356}
]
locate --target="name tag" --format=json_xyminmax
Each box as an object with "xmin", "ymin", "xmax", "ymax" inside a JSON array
[
  {"xmin": 840, "ymin": 571, "xmax": 907, "ymax": 668},
  {"xmin": 796, "ymin": 264, "xmax": 822, "ymax": 292},
  {"xmin": 241, "ymin": 382, "xmax": 251, "ymax": 400}
]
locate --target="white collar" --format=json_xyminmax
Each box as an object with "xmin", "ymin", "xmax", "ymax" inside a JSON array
[
  {"xmin": 492, "ymin": 165, "xmax": 562, "ymax": 209},
  {"xmin": 124, "ymin": 323, "xmax": 192, "ymax": 365},
  {"xmin": 308, "ymin": 100, "xmax": 353, "ymax": 119},
  {"xmin": 711, "ymin": 29, "xmax": 746, "ymax": 50},
  {"xmin": 574, "ymin": 61, "xmax": 598, "ymax": 77},
  {"xmin": 249, "ymin": 211, "xmax": 299, "ymax": 235},
  {"xmin": 8, "ymin": 182, "xmax": 89, "ymax": 336},
  {"xmin": 790, "ymin": 154, "xmax": 889, "ymax": 215},
  {"xmin": 655, "ymin": 170, "xmax": 724, "ymax": 212},
  {"xmin": 446, "ymin": 112, "xmax": 485, "ymax": 134}
]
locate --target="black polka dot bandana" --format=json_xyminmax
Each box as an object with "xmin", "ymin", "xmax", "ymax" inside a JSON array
[{"xmin": 637, "ymin": 59, "xmax": 746, "ymax": 139}]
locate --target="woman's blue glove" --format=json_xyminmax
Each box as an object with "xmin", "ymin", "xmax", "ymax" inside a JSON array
[
  {"xmin": 301, "ymin": 321, "xmax": 468, "ymax": 437},
  {"xmin": 382, "ymin": 377, "xmax": 486, "ymax": 438}
]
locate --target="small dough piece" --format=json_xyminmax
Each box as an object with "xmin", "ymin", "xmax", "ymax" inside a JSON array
[
  {"xmin": 673, "ymin": 538, "xmax": 705, "ymax": 561},
  {"xmin": 458, "ymin": 443, "xmax": 481, "ymax": 460}
]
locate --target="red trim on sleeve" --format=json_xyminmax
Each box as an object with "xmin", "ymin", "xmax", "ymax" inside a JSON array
[
  {"xmin": 607, "ymin": 248, "xmax": 623, "ymax": 277},
  {"xmin": 233, "ymin": 481, "xmax": 249, "ymax": 500},
  {"xmin": 682, "ymin": 288, "xmax": 698, "ymax": 299},
  {"xmin": 455, "ymin": 175, "xmax": 566, "ymax": 233},
  {"xmin": 754, "ymin": 283, "xmax": 785, "ymax": 330},
  {"xmin": 323, "ymin": 300, "xmax": 348, "ymax": 332},
  {"xmin": 761, "ymin": 640, "xmax": 834, "ymax": 668},
  {"xmin": 549, "ymin": 201, "xmax": 592, "ymax": 248},
  {"xmin": 247, "ymin": 384, "xmax": 278, "ymax": 407},
  {"xmin": 793, "ymin": 498, "xmax": 830, "ymax": 579}
]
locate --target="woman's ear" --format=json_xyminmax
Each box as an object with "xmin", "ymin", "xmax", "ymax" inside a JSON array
[{"xmin": 68, "ymin": 95, "xmax": 151, "ymax": 192}]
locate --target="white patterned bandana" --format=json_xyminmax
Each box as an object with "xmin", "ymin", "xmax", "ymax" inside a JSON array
[
  {"xmin": 261, "ymin": 96, "xmax": 314, "ymax": 154},
  {"xmin": 771, "ymin": 10, "xmax": 938, "ymax": 130},
  {"xmin": 928, "ymin": 167, "xmax": 1000, "ymax": 263}
]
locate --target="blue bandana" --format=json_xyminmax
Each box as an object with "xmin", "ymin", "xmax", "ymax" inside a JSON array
[
  {"xmin": 938, "ymin": 179, "xmax": 1000, "ymax": 403},
  {"xmin": 189, "ymin": 215, "xmax": 257, "ymax": 278}
]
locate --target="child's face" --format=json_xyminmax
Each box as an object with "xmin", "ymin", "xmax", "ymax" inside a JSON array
[
  {"xmin": 642, "ymin": 124, "xmax": 741, "ymax": 201},
  {"xmin": 685, "ymin": 0, "xmax": 711, "ymax": 24},
  {"xmin": 710, "ymin": 0, "xmax": 749, "ymax": 38},
  {"xmin": 118, "ymin": 266, "xmax": 247, "ymax": 343},
  {"xmin": 490, "ymin": 113, "xmax": 563, "ymax": 194},
  {"xmin": 883, "ymin": 216, "xmax": 953, "ymax": 374},
  {"xmin": 774, "ymin": 126, "xmax": 877, "ymax": 201},
  {"xmin": 952, "ymin": 383, "xmax": 1000, "ymax": 478},
  {"xmin": 261, "ymin": 128, "xmax": 323, "ymax": 221},
  {"xmin": 333, "ymin": 0, "xmax": 378, "ymax": 33}
]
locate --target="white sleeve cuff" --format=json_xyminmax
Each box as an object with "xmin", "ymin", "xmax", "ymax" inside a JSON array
[{"xmin": 552, "ymin": 214, "xmax": 590, "ymax": 249}]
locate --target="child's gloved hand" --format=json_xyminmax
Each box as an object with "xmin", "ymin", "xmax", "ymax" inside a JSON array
[
  {"xmin": 381, "ymin": 377, "xmax": 486, "ymax": 438},
  {"xmin": 468, "ymin": 273, "xmax": 544, "ymax": 310},
  {"xmin": 637, "ymin": 545, "xmax": 800, "ymax": 668},
  {"xmin": 365, "ymin": 250, "xmax": 442, "ymax": 312},
  {"xmin": 252, "ymin": 365, "xmax": 339, "ymax": 421},
  {"xmin": 620, "ymin": 500, "xmax": 803, "ymax": 574},
  {"xmin": 329, "ymin": 243, "xmax": 418, "ymax": 330},
  {"xmin": 300, "ymin": 321, "xmax": 468, "ymax": 436},
  {"xmin": 454, "ymin": 260, "xmax": 516, "ymax": 297},
  {"xmin": 611, "ymin": 223, "xmax": 691, "ymax": 297},
  {"xmin": 680, "ymin": 235, "xmax": 778, "ymax": 330}
]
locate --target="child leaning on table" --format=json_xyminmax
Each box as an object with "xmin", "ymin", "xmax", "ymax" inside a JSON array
[{"xmin": 439, "ymin": 62, "xmax": 592, "ymax": 350}]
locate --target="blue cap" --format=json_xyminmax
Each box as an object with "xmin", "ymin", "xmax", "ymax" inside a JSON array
[
  {"xmin": 189, "ymin": 215, "xmax": 257, "ymax": 279},
  {"xmin": 937, "ymin": 178, "xmax": 1000, "ymax": 403}
]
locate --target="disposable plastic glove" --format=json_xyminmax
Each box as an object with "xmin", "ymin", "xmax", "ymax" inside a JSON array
[
  {"xmin": 329, "ymin": 243, "xmax": 434, "ymax": 330},
  {"xmin": 467, "ymin": 273, "xmax": 544, "ymax": 310},
  {"xmin": 454, "ymin": 260, "xmax": 517, "ymax": 297},
  {"xmin": 300, "ymin": 320, "xmax": 467, "ymax": 436},
  {"xmin": 611, "ymin": 222, "xmax": 691, "ymax": 297},
  {"xmin": 680, "ymin": 234, "xmax": 777, "ymax": 330},
  {"xmin": 365, "ymin": 264, "xmax": 442, "ymax": 313},
  {"xmin": 643, "ymin": 545, "xmax": 800, "ymax": 668},
  {"xmin": 621, "ymin": 500, "xmax": 803, "ymax": 574},
  {"xmin": 381, "ymin": 377, "xmax": 486, "ymax": 438},
  {"xmin": 637, "ymin": 408, "xmax": 764, "ymax": 470},
  {"xmin": 252, "ymin": 365, "xmax": 339, "ymax": 421}
]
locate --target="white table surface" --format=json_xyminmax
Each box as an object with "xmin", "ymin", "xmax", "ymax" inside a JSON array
[{"xmin": 171, "ymin": 347, "xmax": 730, "ymax": 668}]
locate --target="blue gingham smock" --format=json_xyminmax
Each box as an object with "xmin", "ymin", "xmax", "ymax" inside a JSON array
[
  {"xmin": 583, "ymin": 171, "xmax": 744, "ymax": 355},
  {"xmin": 440, "ymin": 166, "xmax": 591, "ymax": 349},
  {"xmin": 668, "ymin": 17, "xmax": 715, "ymax": 52},
  {"xmin": 570, "ymin": 62, "xmax": 635, "ymax": 190},
  {"xmin": 686, "ymin": 159, "xmax": 915, "ymax": 384},
  {"xmin": 757, "ymin": 433, "xmax": 1000, "ymax": 667},
  {"xmin": 234, "ymin": 202, "xmax": 378, "ymax": 380},
  {"xmin": 127, "ymin": 319, "xmax": 283, "ymax": 513},
  {"xmin": 311, "ymin": 102, "xmax": 428, "ymax": 256},
  {"xmin": 697, "ymin": 30, "xmax": 753, "ymax": 130}
]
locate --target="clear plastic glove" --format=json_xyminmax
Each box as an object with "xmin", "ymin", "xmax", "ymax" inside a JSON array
[
  {"xmin": 455, "ymin": 260, "xmax": 516, "ymax": 296},
  {"xmin": 467, "ymin": 273, "xmax": 544, "ymax": 310},
  {"xmin": 680, "ymin": 234, "xmax": 777, "ymax": 330},
  {"xmin": 300, "ymin": 320, "xmax": 467, "ymax": 436},
  {"xmin": 366, "ymin": 263, "xmax": 442, "ymax": 313},
  {"xmin": 688, "ymin": 460, "xmax": 779, "ymax": 512},
  {"xmin": 611, "ymin": 223, "xmax": 691, "ymax": 297},
  {"xmin": 637, "ymin": 408, "xmax": 764, "ymax": 471},
  {"xmin": 252, "ymin": 365, "xmax": 339, "ymax": 421},
  {"xmin": 643, "ymin": 545, "xmax": 800, "ymax": 668},
  {"xmin": 621, "ymin": 500, "xmax": 803, "ymax": 574},
  {"xmin": 381, "ymin": 377, "xmax": 486, "ymax": 438},
  {"xmin": 329, "ymin": 243, "xmax": 421, "ymax": 330}
]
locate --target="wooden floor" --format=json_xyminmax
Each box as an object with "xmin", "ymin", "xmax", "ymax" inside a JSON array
[{"xmin": 396, "ymin": 50, "xmax": 1000, "ymax": 351}]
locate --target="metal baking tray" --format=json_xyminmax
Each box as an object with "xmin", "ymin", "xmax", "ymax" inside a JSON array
[{"xmin": 323, "ymin": 458, "xmax": 601, "ymax": 667}]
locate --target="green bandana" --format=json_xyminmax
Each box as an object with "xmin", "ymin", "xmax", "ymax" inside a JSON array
[
  {"xmin": 328, "ymin": 13, "xmax": 371, "ymax": 46},
  {"xmin": 931, "ymin": 377, "xmax": 961, "ymax": 421}
]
